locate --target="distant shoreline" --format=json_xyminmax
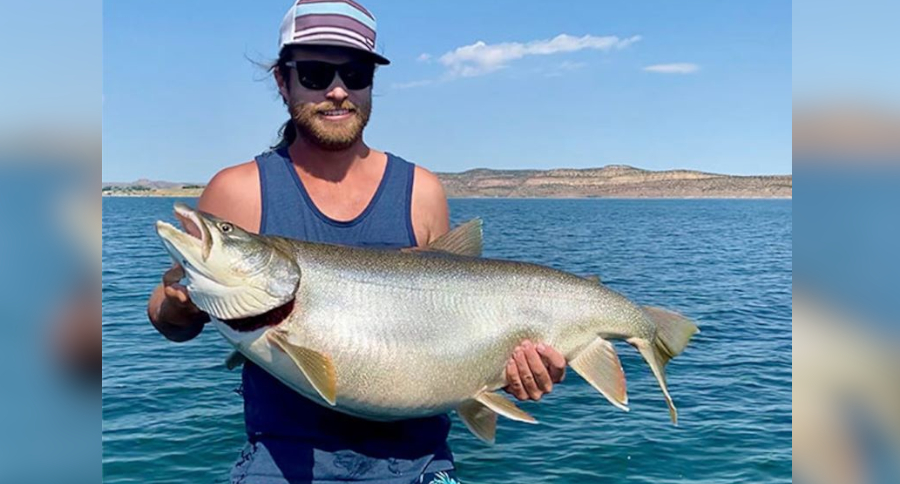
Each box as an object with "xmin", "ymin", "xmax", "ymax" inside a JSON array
[
  {"xmin": 103, "ymin": 165, "xmax": 792, "ymax": 199},
  {"xmin": 102, "ymin": 191, "xmax": 791, "ymax": 200}
]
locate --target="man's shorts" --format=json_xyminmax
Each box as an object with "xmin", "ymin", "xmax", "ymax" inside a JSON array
[
  {"xmin": 231, "ymin": 439, "xmax": 461, "ymax": 484},
  {"xmin": 418, "ymin": 470, "xmax": 461, "ymax": 484}
]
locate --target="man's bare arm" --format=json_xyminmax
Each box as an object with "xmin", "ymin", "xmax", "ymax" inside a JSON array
[
  {"xmin": 410, "ymin": 166, "xmax": 450, "ymax": 246},
  {"xmin": 147, "ymin": 161, "xmax": 261, "ymax": 342}
]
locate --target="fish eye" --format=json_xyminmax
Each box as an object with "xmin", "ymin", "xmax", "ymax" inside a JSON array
[{"xmin": 219, "ymin": 223, "xmax": 234, "ymax": 233}]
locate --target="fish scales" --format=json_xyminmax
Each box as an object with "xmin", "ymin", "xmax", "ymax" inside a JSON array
[{"xmin": 156, "ymin": 203, "xmax": 699, "ymax": 439}]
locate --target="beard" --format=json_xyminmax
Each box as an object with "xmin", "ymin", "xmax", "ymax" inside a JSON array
[{"xmin": 289, "ymin": 98, "xmax": 372, "ymax": 151}]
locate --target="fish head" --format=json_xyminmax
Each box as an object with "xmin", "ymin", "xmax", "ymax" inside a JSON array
[{"xmin": 155, "ymin": 202, "xmax": 300, "ymax": 321}]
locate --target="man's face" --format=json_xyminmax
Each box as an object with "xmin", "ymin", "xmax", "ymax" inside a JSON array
[{"xmin": 279, "ymin": 47, "xmax": 375, "ymax": 151}]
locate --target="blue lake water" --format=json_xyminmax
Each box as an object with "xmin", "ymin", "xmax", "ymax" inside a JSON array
[{"xmin": 102, "ymin": 198, "xmax": 792, "ymax": 483}]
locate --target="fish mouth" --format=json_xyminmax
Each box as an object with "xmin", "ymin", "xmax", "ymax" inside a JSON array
[
  {"xmin": 155, "ymin": 203, "xmax": 212, "ymax": 269},
  {"xmin": 174, "ymin": 203, "xmax": 211, "ymax": 260}
]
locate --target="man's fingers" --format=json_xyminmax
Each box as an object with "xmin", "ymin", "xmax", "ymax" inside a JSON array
[
  {"xmin": 163, "ymin": 284, "xmax": 190, "ymax": 305},
  {"xmin": 504, "ymin": 357, "xmax": 528, "ymax": 400},
  {"xmin": 162, "ymin": 264, "xmax": 185, "ymax": 286},
  {"xmin": 513, "ymin": 347, "xmax": 541, "ymax": 400},
  {"xmin": 537, "ymin": 343, "xmax": 567, "ymax": 383},
  {"xmin": 523, "ymin": 342, "xmax": 553, "ymax": 393}
]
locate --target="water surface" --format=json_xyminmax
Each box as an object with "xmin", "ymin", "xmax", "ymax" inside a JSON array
[{"xmin": 103, "ymin": 198, "xmax": 792, "ymax": 483}]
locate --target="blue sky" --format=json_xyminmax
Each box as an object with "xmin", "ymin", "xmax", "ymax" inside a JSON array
[
  {"xmin": 1, "ymin": 1, "xmax": 100, "ymax": 131},
  {"xmin": 103, "ymin": 0, "xmax": 790, "ymax": 182},
  {"xmin": 793, "ymin": 0, "xmax": 900, "ymax": 105}
]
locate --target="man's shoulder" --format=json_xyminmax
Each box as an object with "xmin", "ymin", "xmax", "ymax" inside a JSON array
[
  {"xmin": 408, "ymin": 161, "xmax": 449, "ymax": 245},
  {"xmin": 382, "ymin": 151, "xmax": 444, "ymax": 194},
  {"xmin": 412, "ymin": 165, "xmax": 445, "ymax": 198},
  {"xmin": 204, "ymin": 160, "xmax": 259, "ymax": 194},
  {"xmin": 198, "ymin": 160, "xmax": 261, "ymax": 229}
]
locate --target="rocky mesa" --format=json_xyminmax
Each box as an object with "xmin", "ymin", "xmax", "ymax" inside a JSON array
[
  {"xmin": 103, "ymin": 165, "xmax": 791, "ymax": 198},
  {"xmin": 438, "ymin": 165, "xmax": 791, "ymax": 198}
]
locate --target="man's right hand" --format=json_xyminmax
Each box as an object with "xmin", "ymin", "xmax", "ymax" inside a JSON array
[
  {"xmin": 148, "ymin": 264, "xmax": 210, "ymax": 342},
  {"xmin": 161, "ymin": 264, "xmax": 202, "ymax": 317},
  {"xmin": 147, "ymin": 162, "xmax": 260, "ymax": 342}
]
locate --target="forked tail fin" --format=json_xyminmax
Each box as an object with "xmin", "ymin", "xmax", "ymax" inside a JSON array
[{"xmin": 630, "ymin": 306, "xmax": 699, "ymax": 425}]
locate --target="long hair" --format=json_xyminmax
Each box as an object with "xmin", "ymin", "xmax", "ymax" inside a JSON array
[
  {"xmin": 272, "ymin": 120, "xmax": 297, "ymax": 152},
  {"xmin": 269, "ymin": 48, "xmax": 296, "ymax": 151}
]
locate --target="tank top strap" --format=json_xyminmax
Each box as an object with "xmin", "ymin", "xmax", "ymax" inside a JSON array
[
  {"xmin": 255, "ymin": 148, "xmax": 417, "ymax": 248},
  {"xmin": 364, "ymin": 152, "xmax": 418, "ymax": 246},
  {"xmin": 255, "ymin": 148, "xmax": 306, "ymax": 236}
]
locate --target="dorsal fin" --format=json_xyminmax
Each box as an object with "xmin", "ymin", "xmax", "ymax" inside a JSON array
[{"xmin": 404, "ymin": 219, "xmax": 483, "ymax": 257}]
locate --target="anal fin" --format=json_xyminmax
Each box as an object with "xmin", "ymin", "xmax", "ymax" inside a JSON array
[
  {"xmin": 266, "ymin": 330, "xmax": 337, "ymax": 406},
  {"xmin": 569, "ymin": 338, "xmax": 629, "ymax": 411}
]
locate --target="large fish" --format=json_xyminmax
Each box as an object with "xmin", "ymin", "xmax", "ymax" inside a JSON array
[{"xmin": 156, "ymin": 202, "xmax": 698, "ymax": 443}]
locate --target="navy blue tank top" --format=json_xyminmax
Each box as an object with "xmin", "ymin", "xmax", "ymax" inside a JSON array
[{"xmin": 243, "ymin": 148, "xmax": 454, "ymax": 482}]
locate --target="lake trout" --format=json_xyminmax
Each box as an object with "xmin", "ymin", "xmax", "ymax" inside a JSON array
[{"xmin": 155, "ymin": 202, "xmax": 698, "ymax": 442}]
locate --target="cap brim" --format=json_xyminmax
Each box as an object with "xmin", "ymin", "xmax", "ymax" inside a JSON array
[{"xmin": 282, "ymin": 39, "xmax": 390, "ymax": 65}]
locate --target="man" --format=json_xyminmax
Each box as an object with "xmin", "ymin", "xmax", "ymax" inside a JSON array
[{"xmin": 147, "ymin": 1, "xmax": 566, "ymax": 482}]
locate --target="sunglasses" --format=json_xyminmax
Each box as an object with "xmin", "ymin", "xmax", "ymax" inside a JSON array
[{"xmin": 284, "ymin": 60, "xmax": 376, "ymax": 91}]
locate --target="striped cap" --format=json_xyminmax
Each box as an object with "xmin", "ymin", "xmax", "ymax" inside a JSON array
[{"xmin": 279, "ymin": 0, "xmax": 390, "ymax": 65}]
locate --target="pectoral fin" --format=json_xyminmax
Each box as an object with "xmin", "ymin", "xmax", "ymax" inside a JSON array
[
  {"xmin": 569, "ymin": 338, "xmax": 629, "ymax": 411},
  {"xmin": 457, "ymin": 399, "xmax": 498, "ymax": 444},
  {"xmin": 225, "ymin": 350, "xmax": 246, "ymax": 370},
  {"xmin": 266, "ymin": 330, "xmax": 337, "ymax": 406}
]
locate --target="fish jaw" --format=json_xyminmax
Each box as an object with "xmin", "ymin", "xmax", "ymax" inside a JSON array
[
  {"xmin": 156, "ymin": 220, "xmax": 250, "ymax": 318},
  {"xmin": 156, "ymin": 220, "xmax": 206, "ymax": 270},
  {"xmin": 155, "ymin": 202, "xmax": 213, "ymax": 271},
  {"xmin": 155, "ymin": 204, "xmax": 301, "ymax": 320},
  {"xmin": 174, "ymin": 202, "xmax": 212, "ymax": 261}
]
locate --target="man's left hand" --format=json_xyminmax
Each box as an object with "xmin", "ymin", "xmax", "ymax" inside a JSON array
[{"xmin": 504, "ymin": 340, "xmax": 566, "ymax": 401}]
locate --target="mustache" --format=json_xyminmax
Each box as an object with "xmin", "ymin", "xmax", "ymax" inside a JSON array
[
  {"xmin": 311, "ymin": 101, "xmax": 358, "ymax": 112},
  {"xmin": 289, "ymin": 100, "xmax": 366, "ymax": 119}
]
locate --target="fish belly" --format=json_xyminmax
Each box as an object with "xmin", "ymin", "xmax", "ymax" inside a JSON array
[{"xmin": 226, "ymin": 269, "xmax": 601, "ymax": 421}]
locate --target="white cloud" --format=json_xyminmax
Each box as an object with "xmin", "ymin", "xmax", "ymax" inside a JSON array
[
  {"xmin": 557, "ymin": 60, "xmax": 588, "ymax": 71},
  {"xmin": 390, "ymin": 79, "xmax": 436, "ymax": 90},
  {"xmin": 417, "ymin": 53, "xmax": 432, "ymax": 63},
  {"xmin": 438, "ymin": 34, "xmax": 641, "ymax": 78},
  {"xmin": 643, "ymin": 63, "xmax": 700, "ymax": 74},
  {"xmin": 543, "ymin": 60, "xmax": 588, "ymax": 78}
]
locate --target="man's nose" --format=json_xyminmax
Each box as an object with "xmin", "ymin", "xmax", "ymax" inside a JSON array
[{"xmin": 325, "ymin": 82, "xmax": 349, "ymax": 104}]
